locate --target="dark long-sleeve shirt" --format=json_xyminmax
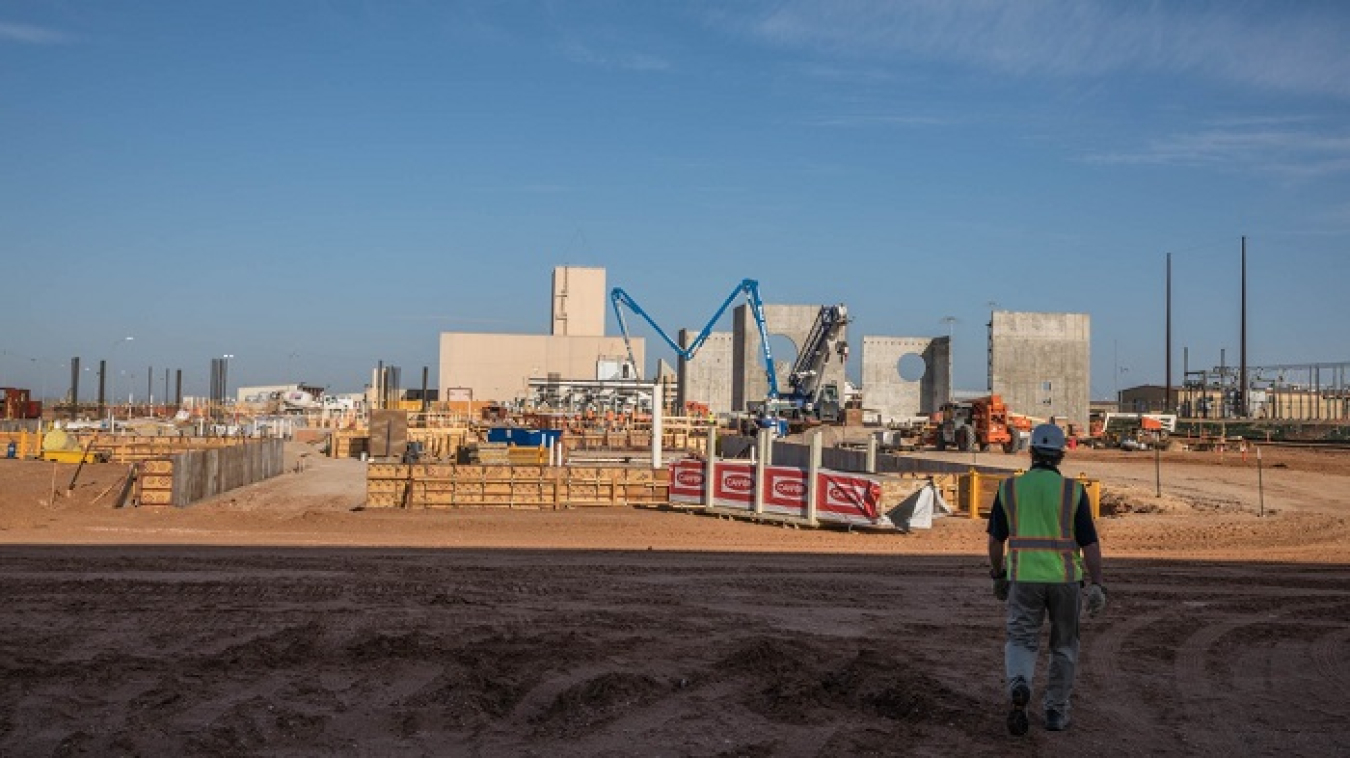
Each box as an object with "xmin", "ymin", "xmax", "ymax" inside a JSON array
[{"xmin": 986, "ymin": 463, "xmax": 1099, "ymax": 547}]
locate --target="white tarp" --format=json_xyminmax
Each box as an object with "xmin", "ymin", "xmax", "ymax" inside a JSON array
[{"xmin": 886, "ymin": 482, "xmax": 952, "ymax": 531}]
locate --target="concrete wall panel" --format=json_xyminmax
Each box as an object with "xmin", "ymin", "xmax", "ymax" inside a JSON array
[
  {"xmin": 439, "ymin": 333, "xmax": 643, "ymax": 404},
  {"xmin": 732, "ymin": 303, "xmax": 848, "ymax": 411},
  {"xmin": 677, "ymin": 330, "xmax": 733, "ymax": 415},
  {"xmin": 989, "ymin": 311, "xmax": 1090, "ymax": 428},
  {"xmin": 861, "ymin": 336, "xmax": 951, "ymax": 422}
]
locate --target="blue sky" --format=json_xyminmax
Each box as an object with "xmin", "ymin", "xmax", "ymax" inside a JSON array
[{"xmin": 2, "ymin": 1, "xmax": 1347, "ymax": 402}]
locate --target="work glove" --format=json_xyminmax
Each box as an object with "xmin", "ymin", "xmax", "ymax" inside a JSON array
[
  {"xmin": 991, "ymin": 569, "xmax": 1009, "ymax": 602},
  {"xmin": 1085, "ymin": 583, "xmax": 1107, "ymax": 618}
]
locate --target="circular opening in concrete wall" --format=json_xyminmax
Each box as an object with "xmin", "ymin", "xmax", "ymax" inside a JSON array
[
  {"xmin": 767, "ymin": 334, "xmax": 799, "ymax": 379},
  {"xmin": 897, "ymin": 353, "xmax": 927, "ymax": 382}
]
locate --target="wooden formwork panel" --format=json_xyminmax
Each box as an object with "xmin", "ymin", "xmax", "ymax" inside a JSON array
[
  {"xmin": 366, "ymin": 480, "xmax": 402, "ymax": 496},
  {"xmin": 368, "ymin": 463, "xmax": 403, "ymax": 478},
  {"xmin": 507, "ymin": 449, "xmax": 548, "ymax": 466},
  {"xmin": 141, "ymin": 459, "xmax": 173, "ymax": 475},
  {"xmin": 140, "ymin": 475, "xmax": 173, "ymax": 490},
  {"xmin": 134, "ymin": 440, "xmax": 284, "ymax": 508},
  {"xmin": 138, "ymin": 489, "xmax": 173, "ymax": 505},
  {"xmin": 407, "ymin": 428, "xmax": 469, "ymax": 459},
  {"xmin": 363, "ymin": 462, "xmax": 667, "ymax": 509},
  {"xmin": 453, "ymin": 482, "xmax": 486, "ymax": 497}
]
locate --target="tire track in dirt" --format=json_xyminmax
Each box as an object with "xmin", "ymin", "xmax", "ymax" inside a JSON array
[
  {"xmin": 1310, "ymin": 627, "xmax": 1350, "ymax": 696},
  {"xmin": 1087, "ymin": 611, "xmax": 1179, "ymax": 748},
  {"xmin": 1175, "ymin": 617, "xmax": 1252, "ymax": 756},
  {"xmin": 1173, "ymin": 600, "xmax": 1346, "ymax": 755}
]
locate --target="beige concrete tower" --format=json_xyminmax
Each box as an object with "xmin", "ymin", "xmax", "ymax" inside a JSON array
[{"xmin": 551, "ymin": 266, "xmax": 607, "ymax": 337}]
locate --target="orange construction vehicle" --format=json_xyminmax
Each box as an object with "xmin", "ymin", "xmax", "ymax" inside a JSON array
[{"xmin": 932, "ymin": 394, "xmax": 1029, "ymax": 454}]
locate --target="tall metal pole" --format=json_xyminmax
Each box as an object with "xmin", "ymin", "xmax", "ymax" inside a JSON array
[
  {"xmin": 70, "ymin": 357, "xmax": 80, "ymax": 419},
  {"xmin": 420, "ymin": 366, "xmax": 429, "ymax": 414},
  {"xmin": 1183, "ymin": 347, "xmax": 1189, "ymax": 415},
  {"xmin": 1166, "ymin": 253, "xmax": 1173, "ymax": 414},
  {"xmin": 1240, "ymin": 236, "xmax": 1248, "ymax": 418},
  {"xmin": 1220, "ymin": 348, "xmax": 1227, "ymax": 418}
]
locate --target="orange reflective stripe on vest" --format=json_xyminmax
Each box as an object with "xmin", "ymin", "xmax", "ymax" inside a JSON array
[{"xmin": 999, "ymin": 470, "xmax": 1084, "ymax": 583}]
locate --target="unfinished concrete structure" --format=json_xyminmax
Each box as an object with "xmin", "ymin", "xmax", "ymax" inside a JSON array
[
  {"xmin": 988, "ymin": 311, "xmax": 1090, "ymax": 428},
  {"xmin": 861, "ymin": 336, "xmax": 952, "ymax": 423},
  {"xmin": 731, "ymin": 303, "xmax": 850, "ymax": 411},
  {"xmin": 550, "ymin": 266, "xmax": 606, "ymax": 337},
  {"xmin": 676, "ymin": 331, "xmax": 734, "ymax": 414},
  {"xmin": 439, "ymin": 266, "xmax": 644, "ymax": 404}
]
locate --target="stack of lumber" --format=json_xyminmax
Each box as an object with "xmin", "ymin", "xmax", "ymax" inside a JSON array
[{"xmin": 469, "ymin": 443, "xmax": 510, "ymax": 465}]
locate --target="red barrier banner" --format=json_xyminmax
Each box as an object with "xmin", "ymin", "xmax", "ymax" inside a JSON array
[
  {"xmin": 669, "ymin": 459, "xmax": 705, "ymax": 504},
  {"xmin": 763, "ymin": 466, "xmax": 808, "ymax": 517},
  {"xmin": 817, "ymin": 471, "xmax": 883, "ymax": 525},
  {"xmin": 667, "ymin": 460, "xmax": 891, "ymax": 528},
  {"xmin": 712, "ymin": 462, "xmax": 755, "ymax": 508}
]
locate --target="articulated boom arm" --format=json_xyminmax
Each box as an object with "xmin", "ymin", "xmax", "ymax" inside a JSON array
[
  {"xmin": 610, "ymin": 279, "xmax": 781, "ymax": 399},
  {"xmin": 787, "ymin": 304, "xmax": 849, "ymax": 403}
]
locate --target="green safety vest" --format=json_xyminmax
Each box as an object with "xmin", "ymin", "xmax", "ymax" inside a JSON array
[{"xmin": 998, "ymin": 469, "xmax": 1085, "ymax": 583}]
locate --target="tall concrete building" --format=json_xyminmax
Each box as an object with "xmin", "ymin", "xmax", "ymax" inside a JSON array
[
  {"xmin": 439, "ymin": 266, "xmax": 643, "ymax": 404},
  {"xmin": 988, "ymin": 311, "xmax": 1090, "ymax": 428},
  {"xmin": 551, "ymin": 266, "xmax": 607, "ymax": 337}
]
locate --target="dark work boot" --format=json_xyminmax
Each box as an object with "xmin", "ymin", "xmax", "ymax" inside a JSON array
[
  {"xmin": 1007, "ymin": 682, "xmax": 1030, "ymax": 736},
  {"xmin": 1045, "ymin": 709, "xmax": 1070, "ymax": 731}
]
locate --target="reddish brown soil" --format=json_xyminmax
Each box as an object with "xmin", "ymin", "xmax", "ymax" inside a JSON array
[{"xmin": 1, "ymin": 443, "xmax": 1347, "ymax": 756}]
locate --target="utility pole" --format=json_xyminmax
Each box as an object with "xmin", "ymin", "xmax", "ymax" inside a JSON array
[
  {"xmin": 1240, "ymin": 236, "xmax": 1248, "ymax": 418},
  {"xmin": 1166, "ymin": 253, "xmax": 1173, "ymax": 414},
  {"xmin": 940, "ymin": 316, "xmax": 958, "ymax": 406}
]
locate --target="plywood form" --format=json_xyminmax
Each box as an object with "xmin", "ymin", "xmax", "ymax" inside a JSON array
[
  {"xmin": 364, "ymin": 464, "xmax": 669, "ymax": 509},
  {"xmin": 134, "ymin": 440, "xmax": 285, "ymax": 508},
  {"xmin": 330, "ymin": 428, "xmax": 470, "ymax": 460}
]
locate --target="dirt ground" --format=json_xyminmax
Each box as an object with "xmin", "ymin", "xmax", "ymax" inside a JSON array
[{"xmin": 1, "ymin": 442, "xmax": 1347, "ymax": 756}]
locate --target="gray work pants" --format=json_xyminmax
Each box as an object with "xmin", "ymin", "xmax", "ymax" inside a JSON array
[{"xmin": 1005, "ymin": 581, "xmax": 1081, "ymax": 715}]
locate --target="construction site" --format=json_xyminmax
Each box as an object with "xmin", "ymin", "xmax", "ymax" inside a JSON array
[{"xmin": 1, "ymin": 263, "xmax": 1348, "ymax": 756}]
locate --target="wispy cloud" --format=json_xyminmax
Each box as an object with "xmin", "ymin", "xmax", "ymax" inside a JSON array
[
  {"xmin": 1084, "ymin": 125, "xmax": 1350, "ymax": 178},
  {"xmin": 736, "ymin": 0, "xmax": 1350, "ymax": 98},
  {"xmin": 806, "ymin": 113, "xmax": 952, "ymax": 128},
  {"xmin": 561, "ymin": 40, "xmax": 671, "ymax": 72},
  {"xmin": 0, "ymin": 21, "xmax": 71, "ymax": 45}
]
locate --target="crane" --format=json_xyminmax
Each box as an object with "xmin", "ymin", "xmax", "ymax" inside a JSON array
[
  {"xmin": 610, "ymin": 278, "xmax": 782, "ymax": 399},
  {"xmin": 782, "ymin": 304, "xmax": 849, "ymax": 422}
]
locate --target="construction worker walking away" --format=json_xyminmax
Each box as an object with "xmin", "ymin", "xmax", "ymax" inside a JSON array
[{"xmin": 988, "ymin": 423, "xmax": 1106, "ymax": 736}]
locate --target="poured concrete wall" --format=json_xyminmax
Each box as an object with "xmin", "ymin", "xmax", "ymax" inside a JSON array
[
  {"xmin": 731, "ymin": 303, "xmax": 848, "ymax": 411},
  {"xmin": 677, "ymin": 330, "xmax": 733, "ymax": 415},
  {"xmin": 439, "ymin": 333, "xmax": 643, "ymax": 404},
  {"xmin": 989, "ymin": 311, "xmax": 1090, "ymax": 428},
  {"xmin": 551, "ymin": 266, "xmax": 607, "ymax": 337},
  {"xmin": 138, "ymin": 439, "xmax": 285, "ymax": 507},
  {"xmin": 861, "ymin": 336, "xmax": 951, "ymax": 422}
]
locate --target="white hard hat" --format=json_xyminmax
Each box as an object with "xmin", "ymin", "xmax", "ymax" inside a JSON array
[{"xmin": 1030, "ymin": 423, "xmax": 1066, "ymax": 453}]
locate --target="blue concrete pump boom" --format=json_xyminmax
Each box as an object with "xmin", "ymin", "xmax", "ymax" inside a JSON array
[{"xmin": 610, "ymin": 279, "xmax": 781, "ymax": 399}]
